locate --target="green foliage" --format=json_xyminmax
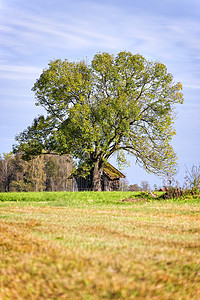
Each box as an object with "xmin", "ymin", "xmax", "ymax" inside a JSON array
[{"xmin": 13, "ymin": 51, "xmax": 184, "ymax": 190}]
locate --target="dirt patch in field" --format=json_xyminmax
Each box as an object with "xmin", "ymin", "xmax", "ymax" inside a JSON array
[{"xmin": 121, "ymin": 198, "xmax": 147, "ymax": 203}]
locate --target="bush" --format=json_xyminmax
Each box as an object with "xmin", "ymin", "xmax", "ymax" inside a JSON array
[
  {"xmin": 161, "ymin": 187, "xmax": 199, "ymax": 200},
  {"xmin": 162, "ymin": 187, "xmax": 183, "ymax": 199}
]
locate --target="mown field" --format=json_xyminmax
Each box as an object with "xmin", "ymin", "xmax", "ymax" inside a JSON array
[{"xmin": 0, "ymin": 191, "xmax": 200, "ymax": 299}]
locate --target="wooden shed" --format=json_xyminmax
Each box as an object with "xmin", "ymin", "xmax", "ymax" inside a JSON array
[
  {"xmin": 72, "ymin": 162, "xmax": 125, "ymax": 191},
  {"xmin": 102, "ymin": 163, "xmax": 125, "ymax": 191}
]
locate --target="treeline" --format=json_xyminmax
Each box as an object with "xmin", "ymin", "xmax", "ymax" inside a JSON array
[
  {"xmin": 0, "ymin": 153, "xmax": 73, "ymax": 192},
  {"xmin": 119, "ymin": 178, "xmax": 152, "ymax": 192}
]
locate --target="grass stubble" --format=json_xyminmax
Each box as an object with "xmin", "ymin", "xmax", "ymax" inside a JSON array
[{"xmin": 0, "ymin": 192, "xmax": 200, "ymax": 299}]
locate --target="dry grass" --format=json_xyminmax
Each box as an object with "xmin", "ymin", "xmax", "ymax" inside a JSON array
[{"xmin": 0, "ymin": 196, "xmax": 200, "ymax": 299}]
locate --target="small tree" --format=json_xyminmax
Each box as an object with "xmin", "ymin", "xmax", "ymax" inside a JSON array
[
  {"xmin": 9, "ymin": 154, "xmax": 29, "ymax": 192},
  {"xmin": 45, "ymin": 154, "xmax": 73, "ymax": 191},
  {"xmin": 25, "ymin": 156, "xmax": 46, "ymax": 191},
  {"xmin": 184, "ymin": 165, "xmax": 200, "ymax": 191},
  {"xmin": 14, "ymin": 51, "xmax": 183, "ymax": 191},
  {"xmin": 120, "ymin": 178, "xmax": 129, "ymax": 191},
  {"xmin": 141, "ymin": 180, "xmax": 151, "ymax": 191},
  {"xmin": 0, "ymin": 153, "xmax": 15, "ymax": 192},
  {"xmin": 153, "ymin": 184, "xmax": 158, "ymax": 191},
  {"xmin": 129, "ymin": 184, "xmax": 141, "ymax": 191},
  {"xmin": 44, "ymin": 156, "xmax": 59, "ymax": 191}
]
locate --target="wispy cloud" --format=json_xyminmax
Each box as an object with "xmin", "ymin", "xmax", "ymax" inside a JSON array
[
  {"xmin": 0, "ymin": 65, "xmax": 42, "ymax": 80},
  {"xmin": 0, "ymin": 6, "xmax": 122, "ymax": 57},
  {"xmin": 1, "ymin": 1, "xmax": 199, "ymax": 86},
  {"xmin": 184, "ymin": 84, "xmax": 200, "ymax": 90},
  {"xmin": 1, "ymin": 1, "xmax": 200, "ymax": 66}
]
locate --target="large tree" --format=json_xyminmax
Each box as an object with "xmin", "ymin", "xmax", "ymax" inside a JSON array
[{"xmin": 14, "ymin": 51, "xmax": 183, "ymax": 191}]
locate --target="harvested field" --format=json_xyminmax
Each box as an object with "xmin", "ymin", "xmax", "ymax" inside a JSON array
[{"xmin": 0, "ymin": 192, "xmax": 200, "ymax": 299}]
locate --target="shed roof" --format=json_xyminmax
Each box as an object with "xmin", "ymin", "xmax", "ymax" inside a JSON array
[
  {"xmin": 70, "ymin": 162, "xmax": 125, "ymax": 180},
  {"xmin": 103, "ymin": 162, "xmax": 125, "ymax": 180}
]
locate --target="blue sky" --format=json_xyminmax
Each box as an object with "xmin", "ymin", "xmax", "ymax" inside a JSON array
[{"xmin": 0, "ymin": 0, "xmax": 200, "ymax": 188}]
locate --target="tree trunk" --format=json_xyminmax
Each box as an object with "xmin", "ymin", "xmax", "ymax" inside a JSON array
[{"xmin": 92, "ymin": 160, "xmax": 103, "ymax": 191}]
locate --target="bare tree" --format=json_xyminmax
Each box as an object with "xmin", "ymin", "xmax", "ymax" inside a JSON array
[
  {"xmin": 141, "ymin": 181, "xmax": 151, "ymax": 191},
  {"xmin": 0, "ymin": 153, "xmax": 15, "ymax": 192},
  {"xmin": 184, "ymin": 165, "xmax": 200, "ymax": 190},
  {"xmin": 129, "ymin": 184, "xmax": 141, "ymax": 191},
  {"xmin": 120, "ymin": 178, "xmax": 129, "ymax": 191},
  {"xmin": 45, "ymin": 155, "xmax": 73, "ymax": 191},
  {"xmin": 25, "ymin": 156, "xmax": 46, "ymax": 191}
]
